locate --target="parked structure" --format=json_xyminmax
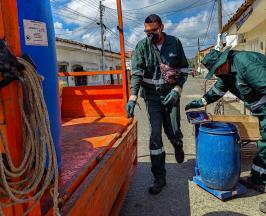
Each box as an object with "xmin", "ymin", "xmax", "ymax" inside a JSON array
[{"xmin": 56, "ymin": 37, "xmax": 122, "ymax": 86}]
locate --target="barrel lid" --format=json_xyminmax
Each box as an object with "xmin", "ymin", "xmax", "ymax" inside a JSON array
[{"xmin": 199, "ymin": 122, "xmax": 238, "ymax": 135}]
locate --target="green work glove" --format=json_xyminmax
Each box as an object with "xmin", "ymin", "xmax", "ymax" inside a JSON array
[
  {"xmin": 126, "ymin": 95, "xmax": 137, "ymax": 118},
  {"xmin": 162, "ymin": 89, "xmax": 180, "ymax": 107},
  {"xmin": 185, "ymin": 98, "xmax": 206, "ymax": 111}
]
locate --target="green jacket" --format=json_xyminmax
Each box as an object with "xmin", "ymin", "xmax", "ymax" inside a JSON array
[
  {"xmin": 203, "ymin": 50, "xmax": 266, "ymax": 112},
  {"xmin": 130, "ymin": 33, "xmax": 188, "ymax": 96}
]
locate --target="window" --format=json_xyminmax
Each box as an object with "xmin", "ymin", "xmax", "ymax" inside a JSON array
[
  {"xmin": 58, "ymin": 64, "xmax": 68, "ymax": 86},
  {"xmin": 72, "ymin": 65, "xmax": 87, "ymax": 86},
  {"xmin": 247, "ymin": 39, "xmax": 259, "ymax": 52},
  {"xmin": 58, "ymin": 64, "xmax": 68, "ymax": 72}
]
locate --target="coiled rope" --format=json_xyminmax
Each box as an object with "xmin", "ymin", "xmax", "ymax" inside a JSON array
[{"xmin": 0, "ymin": 58, "xmax": 59, "ymax": 215}]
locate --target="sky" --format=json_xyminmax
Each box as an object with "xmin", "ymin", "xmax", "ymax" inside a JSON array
[{"xmin": 51, "ymin": 0, "xmax": 245, "ymax": 58}]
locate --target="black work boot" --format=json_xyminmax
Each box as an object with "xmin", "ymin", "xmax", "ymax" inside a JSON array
[
  {"xmin": 239, "ymin": 176, "xmax": 266, "ymax": 193},
  {"xmin": 175, "ymin": 147, "xmax": 184, "ymax": 164},
  {"xmin": 149, "ymin": 177, "xmax": 166, "ymax": 195},
  {"xmin": 260, "ymin": 200, "xmax": 266, "ymax": 214}
]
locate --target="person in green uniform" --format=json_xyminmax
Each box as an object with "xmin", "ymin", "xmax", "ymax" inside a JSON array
[
  {"xmin": 185, "ymin": 48, "xmax": 266, "ymax": 213},
  {"xmin": 126, "ymin": 14, "xmax": 188, "ymax": 195}
]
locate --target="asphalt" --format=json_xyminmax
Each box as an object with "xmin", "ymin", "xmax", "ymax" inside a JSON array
[{"xmin": 121, "ymin": 76, "xmax": 266, "ymax": 216}]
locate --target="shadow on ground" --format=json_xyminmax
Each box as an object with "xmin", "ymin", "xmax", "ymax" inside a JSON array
[
  {"xmin": 121, "ymin": 158, "xmax": 263, "ymax": 216},
  {"xmin": 121, "ymin": 159, "xmax": 195, "ymax": 216}
]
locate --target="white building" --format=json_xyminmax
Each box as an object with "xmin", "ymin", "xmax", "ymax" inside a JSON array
[
  {"xmin": 223, "ymin": 0, "xmax": 266, "ymax": 55},
  {"xmin": 125, "ymin": 50, "xmax": 134, "ymax": 71},
  {"xmin": 56, "ymin": 37, "xmax": 122, "ymax": 86}
]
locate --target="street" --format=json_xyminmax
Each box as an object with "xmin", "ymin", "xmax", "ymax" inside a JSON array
[{"xmin": 121, "ymin": 76, "xmax": 266, "ymax": 216}]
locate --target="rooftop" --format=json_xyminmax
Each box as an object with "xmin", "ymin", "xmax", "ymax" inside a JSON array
[
  {"xmin": 56, "ymin": 37, "xmax": 121, "ymax": 56},
  {"xmin": 222, "ymin": 0, "xmax": 256, "ymax": 33}
]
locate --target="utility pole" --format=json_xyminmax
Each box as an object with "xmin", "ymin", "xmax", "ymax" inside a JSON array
[
  {"xmin": 197, "ymin": 38, "xmax": 200, "ymax": 53},
  {"xmin": 217, "ymin": 0, "xmax": 223, "ymax": 48},
  {"xmin": 217, "ymin": 0, "xmax": 225, "ymax": 115},
  {"xmin": 197, "ymin": 37, "xmax": 201, "ymax": 76},
  {"xmin": 100, "ymin": 1, "xmax": 105, "ymax": 71}
]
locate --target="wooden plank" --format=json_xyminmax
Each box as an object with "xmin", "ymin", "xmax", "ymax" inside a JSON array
[
  {"xmin": 62, "ymin": 99, "xmax": 125, "ymax": 118},
  {"xmin": 110, "ymin": 139, "xmax": 137, "ymax": 216},
  {"xmin": 0, "ymin": 0, "xmax": 21, "ymax": 55},
  {"xmin": 62, "ymin": 85, "xmax": 123, "ymax": 96},
  {"xmin": 60, "ymin": 121, "xmax": 137, "ymax": 216},
  {"xmin": 116, "ymin": 0, "xmax": 129, "ymax": 116},
  {"xmin": 0, "ymin": 3, "xmax": 4, "ymax": 38},
  {"xmin": 42, "ymin": 117, "xmax": 131, "ymax": 215},
  {"xmin": 61, "ymin": 85, "xmax": 126, "ymax": 118},
  {"xmin": 211, "ymin": 115, "xmax": 260, "ymax": 141},
  {"xmin": 2, "ymin": 206, "xmax": 14, "ymax": 215},
  {"xmin": 58, "ymin": 70, "xmax": 122, "ymax": 77}
]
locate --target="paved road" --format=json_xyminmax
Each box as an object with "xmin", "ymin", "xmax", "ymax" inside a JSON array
[{"xmin": 121, "ymin": 77, "xmax": 266, "ymax": 216}]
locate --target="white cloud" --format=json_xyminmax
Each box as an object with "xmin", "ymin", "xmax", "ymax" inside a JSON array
[
  {"xmin": 82, "ymin": 31, "xmax": 101, "ymax": 47},
  {"xmin": 52, "ymin": 0, "xmax": 245, "ymax": 57},
  {"xmin": 54, "ymin": 21, "xmax": 63, "ymax": 29},
  {"xmin": 54, "ymin": 21, "xmax": 73, "ymax": 35},
  {"xmin": 223, "ymin": 0, "xmax": 244, "ymax": 15}
]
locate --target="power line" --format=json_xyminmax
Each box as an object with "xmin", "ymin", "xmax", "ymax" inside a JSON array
[
  {"xmin": 79, "ymin": 0, "xmax": 99, "ymax": 10},
  {"xmin": 122, "ymin": 0, "xmax": 168, "ymax": 11},
  {"xmin": 161, "ymin": 0, "xmax": 214, "ymax": 17},
  {"xmin": 82, "ymin": 28, "xmax": 101, "ymax": 43},
  {"xmin": 51, "ymin": 0, "xmax": 101, "ymax": 40},
  {"xmin": 53, "ymin": 4, "xmax": 100, "ymax": 38},
  {"xmin": 202, "ymin": 0, "xmax": 216, "ymax": 46},
  {"xmin": 107, "ymin": 29, "xmax": 135, "ymax": 49},
  {"xmin": 51, "ymin": 0, "xmax": 98, "ymax": 23},
  {"xmin": 105, "ymin": 27, "xmax": 135, "ymax": 49},
  {"xmin": 53, "ymin": 12, "xmax": 96, "ymax": 24},
  {"xmin": 104, "ymin": 7, "xmax": 144, "ymax": 26},
  {"xmin": 55, "ymin": 25, "xmax": 99, "ymax": 36},
  {"xmin": 100, "ymin": 1, "xmax": 105, "ymax": 70},
  {"xmin": 103, "ymin": 9, "xmax": 145, "ymax": 37},
  {"xmin": 107, "ymin": 0, "xmax": 213, "ymax": 16}
]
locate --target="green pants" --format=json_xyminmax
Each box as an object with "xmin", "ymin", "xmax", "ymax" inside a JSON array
[
  {"xmin": 251, "ymin": 111, "xmax": 266, "ymax": 185},
  {"xmin": 144, "ymin": 91, "xmax": 183, "ymax": 178}
]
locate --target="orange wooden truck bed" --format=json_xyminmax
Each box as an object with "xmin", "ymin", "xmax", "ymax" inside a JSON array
[
  {"xmin": 0, "ymin": 0, "xmax": 136, "ymax": 214},
  {"xmin": 41, "ymin": 84, "xmax": 137, "ymax": 215}
]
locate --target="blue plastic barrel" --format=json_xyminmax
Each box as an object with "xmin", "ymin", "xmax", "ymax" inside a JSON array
[
  {"xmin": 198, "ymin": 122, "xmax": 241, "ymax": 190},
  {"xmin": 16, "ymin": 0, "xmax": 61, "ymax": 169}
]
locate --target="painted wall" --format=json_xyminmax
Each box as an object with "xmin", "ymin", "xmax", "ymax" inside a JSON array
[
  {"xmin": 244, "ymin": 20, "xmax": 266, "ymax": 54},
  {"xmin": 225, "ymin": 1, "xmax": 266, "ymax": 55},
  {"xmin": 56, "ymin": 43, "xmax": 122, "ymax": 86}
]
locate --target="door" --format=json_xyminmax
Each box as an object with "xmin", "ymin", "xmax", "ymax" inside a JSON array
[{"xmin": 72, "ymin": 65, "xmax": 87, "ymax": 86}]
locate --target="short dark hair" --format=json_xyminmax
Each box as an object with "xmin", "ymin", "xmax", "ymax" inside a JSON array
[{"xmin": 145, "ymin": 14, "xmax": 162, "ymax": 25}]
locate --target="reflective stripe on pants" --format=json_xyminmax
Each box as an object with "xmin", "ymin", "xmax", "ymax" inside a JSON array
[
  {"xmin": 150, "ymin": 147, "xmax": 165, "ymax": 156},
  {"xmin": 145, "ymin": 93, "xmax": 183, "ymax": 178},
  {"xmin": 251, "ymin": 113, "xmax": 266, "ymax": 185}
]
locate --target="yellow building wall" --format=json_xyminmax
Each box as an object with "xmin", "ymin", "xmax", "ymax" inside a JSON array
[{"xmin": 244, "ymin": 19, "xmax": 266, "ymax": 54}]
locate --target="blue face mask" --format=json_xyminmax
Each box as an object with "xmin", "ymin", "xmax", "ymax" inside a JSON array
[{"xmin": 147, "ymin": 32, "xmax": 160, "ymax": 44}]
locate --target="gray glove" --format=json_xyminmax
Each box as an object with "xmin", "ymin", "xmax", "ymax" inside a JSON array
[
  {"xmin": 162, "ymin": 90, "xmax": 180, "ymax": 107},
  {"xmin": 185, "ymin": 98, "xmax": 206, "ymax": 111}
]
